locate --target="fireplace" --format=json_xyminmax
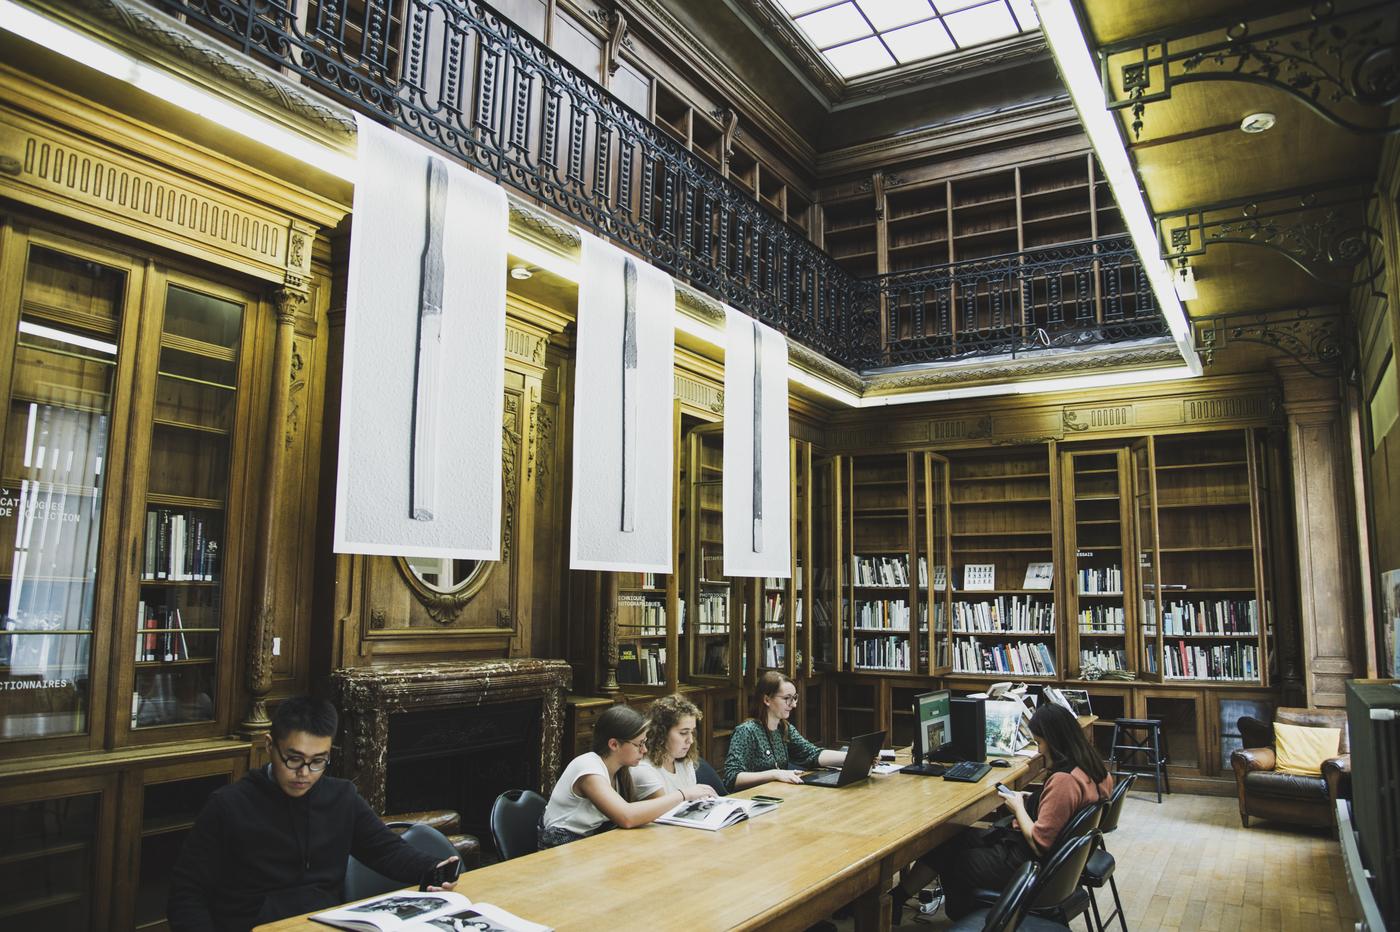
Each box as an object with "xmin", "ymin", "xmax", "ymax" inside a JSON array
[{"xmin": 331, "ymin": 659, "xmax": 571, "ymax": 840}]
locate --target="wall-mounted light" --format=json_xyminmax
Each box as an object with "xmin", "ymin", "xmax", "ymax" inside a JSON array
[
  {"xmin": 1240, "ymin": 112, "xmax": 1277, "ymax": 134},
  {"xmin": 509, "ymin": 265, "xmax": 534, "ymax": 280}
]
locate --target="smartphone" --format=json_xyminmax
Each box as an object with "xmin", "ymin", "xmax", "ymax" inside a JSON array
[
  {"xmin": 995, "ymin": 782, "xmax": 1017, "ymax": 797},
  {"xmin": 419, "ymin": 857, "xmax": 461, "ymax": 891},
  {"xmin": 751, "ymin": 795, "xmax": 785, "ymax": 805}
]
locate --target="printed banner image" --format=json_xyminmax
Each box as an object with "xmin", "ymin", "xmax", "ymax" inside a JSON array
[{"xmin": 334, "ymin": 115, "xmax": 508, "ymax": 560}]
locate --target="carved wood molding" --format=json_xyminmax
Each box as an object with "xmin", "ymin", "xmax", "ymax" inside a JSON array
[{"xmin": 0, "ymin": 107, "xmax": 314, "ymax": 286}]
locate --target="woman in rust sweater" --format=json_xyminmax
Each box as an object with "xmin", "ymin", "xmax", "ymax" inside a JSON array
[{"xmin": 890, "ymin": 703, "xmax": 1113, "ymax": 922}]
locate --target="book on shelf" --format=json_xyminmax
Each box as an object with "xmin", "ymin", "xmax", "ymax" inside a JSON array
[
  {"xmin": 931, "ymin": 563, "xmax": 946, "ymax": 591},
  {"xmin": 851, "ymin": 555, "xmax": 911, "ymax": 587},
  {"xmin": 1077, "ymin": 605, "xmax": 1125, "ymax": 633},
  {"xmin": 1023, "ymin": 563, "xmax": 1054, "ymax": 590},
  {"xmin": 312, "ymin": 891, "xmax": 549, "ymax": 932},
  {"xmin": 1079, "ymin": 647, "xmax": 1127, "ymax": 672},
  {"xmin": 1163, "ymin": 639, "xmax": 1258, "ymax": 680},
  {"xmin": 850, "ymin": 635, "xmax": 910, "ymax": 671},
  {"xmin": 1076, "ymin": 565, "xmax": 1121, "ymax": 594},
  {"xmin": 963, "ymin": 564, "xmax": 995, "ymax": 591},
  {"xmin": 1162, "ymin": 599, "xmax": 1257, "ymax": 636},
  {"xmin": 953, "ymin": 597, "xmax": 1054, "ymax": 634},
  {"xmin": 952, "ymin": 637, "xmax": 1056, "ymax": 676},
  {"xmin": 618, "ymin": 644, "xmax": 667, "ymax": 685},
  {"xmin": 655, "ymin": 795, "xmax": 781, "ymax": 831},
  {"xmin": 763, "ymin": 637, "xmax": 786, "ymax": 668},
  {"xmin": 854, "ymin": 599, "xmax": 911, "ymax": 630},
  {"xmin": 143, "ymin": 508, "xmax": 218, "ymax": 582}
]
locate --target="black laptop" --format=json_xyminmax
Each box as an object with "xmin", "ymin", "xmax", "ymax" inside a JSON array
[{"xmin": 801, "ymin": 730, "xmax": 886, "ymax": 787}]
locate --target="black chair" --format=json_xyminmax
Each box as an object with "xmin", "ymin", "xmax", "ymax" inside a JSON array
[
  {"xmin": 949, "ymin": 861, "xmax": 1059, "ymax": 932},
  {"xmin": 344, "ymin": 821, "xmax": 459, "ymax": 902},
  {"xmin": 489, "ymin": 789, "xmax": 547, "ymax": 861},
  {"xmin": 696, "ymin": 758, "xmax": 728, "ymax": 796},
  {"xmin": 971, "ymin": 799, "xmax": 1102, "ymax": 927},
  {"xmin": 1109, "ymin": 719, "xmax": 1168, "ymax": 803},
  {"xmin": 1083, "ymin": 773, "xmax": 1136, "ymax": 932},
  {"xmin": 1025, "ymin": 831, "xmax": 1101, "ymax": 931}
]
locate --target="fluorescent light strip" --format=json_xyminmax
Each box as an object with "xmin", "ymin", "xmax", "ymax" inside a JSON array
[
  {"xmin": 1032, "ymin": 0, "xmax": 1200, "ymax": 374},
  {"xmin": 18, "ymin": 320, "xmax": 117, "ymax": 355},
  {"xmin": 861, "ymin": 364, "xmax": 1198, "ymax": 406},
  {"xmin": 0, "ymin": 0, "xmax": 358, "ymax": 181}
]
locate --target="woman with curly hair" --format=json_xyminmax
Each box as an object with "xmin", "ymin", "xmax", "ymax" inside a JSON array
[{"xmin": 629, "ymin": 694, "xmax": 705, "ymax": 799}]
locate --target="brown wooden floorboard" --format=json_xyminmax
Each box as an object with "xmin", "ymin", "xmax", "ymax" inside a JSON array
[{"xmin": 839, "ymin": 793, "xmax": 1359, "ymax": 932}]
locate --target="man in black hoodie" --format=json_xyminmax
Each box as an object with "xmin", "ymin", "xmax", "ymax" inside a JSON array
[{"xmin": 167, "ymin": 697, "xmax": 457, "ymax": 931}]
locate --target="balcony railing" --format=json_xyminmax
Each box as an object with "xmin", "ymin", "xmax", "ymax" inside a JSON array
[{"xmin": 144, "ymin": 0, "xmax": 1164, "ymax": 371}]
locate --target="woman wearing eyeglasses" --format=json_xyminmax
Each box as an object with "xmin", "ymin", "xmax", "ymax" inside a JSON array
[
  {"xmin": 722, "ymin": 670, "xmax": 845, "ymax": 792},
  {"xmin": 538, "ymin": 704, "xmax": 716, "ymax": 848}
]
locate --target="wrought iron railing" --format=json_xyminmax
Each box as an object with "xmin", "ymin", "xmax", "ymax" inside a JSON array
[
  {"xmin": 876, "ymin": 237, "xmax": 1166, "ymax": 366},
  {"xmin": 143, "ymin": 0, "xmax": 1163, "ymax": 370}
]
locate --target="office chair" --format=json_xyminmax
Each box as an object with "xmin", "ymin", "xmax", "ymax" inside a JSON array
[
  {"xmin": 696, "ymin": 759, "xmax": 728, "ymax": 796},
  {"xmin": 948, "ymin": 861, "xmax": 1052, "ymax": 932},
  {"xmin": 344, "ymin": 821, "xmax": 459, "ymax": 902},
  {"xmin": 1083, "ymin": 773, "xmax": 1136, "ymax": 932},
  {"xmin": 490, "ymin": 789, "xmax": 547, "ymax": 861}
]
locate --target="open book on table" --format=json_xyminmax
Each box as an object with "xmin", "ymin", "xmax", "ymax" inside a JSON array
[
  {"xmin": 655, "ymin": 794, "xmax": 782, "ymax": 831},
  {"xmin": 312, "ymin": 891, "xmax": 550, "ymax": 932}
]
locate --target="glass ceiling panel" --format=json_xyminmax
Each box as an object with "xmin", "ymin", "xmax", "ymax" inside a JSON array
[{"xmin": 780, "ymin": 0, "xmax": 1038, "ymax": 80}]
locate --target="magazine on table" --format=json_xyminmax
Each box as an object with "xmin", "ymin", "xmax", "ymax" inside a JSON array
[
  {"xmin": 655, "ymin": 794, "xmax": 783, "ymax": 830},
  {"xmin": 984, "ymin": 698, "xmax": 1036, "ymax": 756},
  {"xmin": 312, "ymin": 891, "xmax": 551, "ymax": 932}
]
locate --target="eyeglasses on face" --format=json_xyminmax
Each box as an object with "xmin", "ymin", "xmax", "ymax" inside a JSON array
[
  {"xmin": 775, "ymin": 694, "xmax": 799, "ymax": 705},
  {"xmin": 273, "ymin": 744, "xmax": 331, "ymax": 773},
  {"xmin": 625, "ymin": 737, "xmax": 648, "ymax": 751}
]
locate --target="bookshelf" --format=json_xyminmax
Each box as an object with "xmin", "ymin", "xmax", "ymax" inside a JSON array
[
  {"xmin": 752, "ymin": 439, "xmax": 814, "ymax": 681},
  {"xmin": 0, "ymin": 785, "xmax": 101, "ymax": 928},
  {"xmin": 810, "ymin": 455, "xmax": 839, "ymax": 671},
  {"xmin": 685, "ymin": 423, "xmax": 742, "ymax": 685},
  {"xmin": 948, "ymin": 446, "xmax": 1059, "ymax": 679},
  {"xmin": 1135, "ymin": 431, "xmax": 1269, "ymax": 685},
  {"xmin": 822, "ymin": 194, "xmax": 879, "ymax": 278},
  {"xmin": 1061, "ymin": 448, "xmax": 1132, "ymax": 680}
]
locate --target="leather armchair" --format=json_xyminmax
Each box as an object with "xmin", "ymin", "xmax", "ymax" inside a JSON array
[
  {"xmin": 383, "ymin": 808, "xmax": 482, "ymax": 869},
  {"xmin": 1231, "ymin": 707, "xmax": 1350, "ymax": 829}
]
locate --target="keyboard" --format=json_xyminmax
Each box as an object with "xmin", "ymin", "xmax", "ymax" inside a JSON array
[{"xmin": 941, "ymin": 760, "xmax": 992, "ymax": 783}]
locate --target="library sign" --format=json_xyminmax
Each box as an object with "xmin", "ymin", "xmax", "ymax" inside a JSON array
[{"xmin": 0, "ymin": 487, "xmax": 84, "ymax": 524}]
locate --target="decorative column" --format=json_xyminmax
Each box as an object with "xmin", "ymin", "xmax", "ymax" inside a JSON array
[
  {"xmin": 1277, "ymin": 362, "xmax": 1365, "ymax": 707},
  {"xmin": 239, "ymin": 286, "xmax": 305, "ymax": 737},
  {"xmin": 1264, "ymin": 425, "xmax": 1305, "ymax": 705},
  {"xmin": 600, "ymin": 571, "xmax": 620, "ymax": 695}
]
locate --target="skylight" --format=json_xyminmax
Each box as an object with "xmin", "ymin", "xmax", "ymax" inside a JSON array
[{"xmin": 775, "ymin": 0, "xmax": 1040, "ymax": 79}]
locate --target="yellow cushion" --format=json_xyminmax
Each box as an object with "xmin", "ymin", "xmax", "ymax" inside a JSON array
[{"xmin": 1274, "ymin": 721, "xmax": 1342, "ymax": 776}]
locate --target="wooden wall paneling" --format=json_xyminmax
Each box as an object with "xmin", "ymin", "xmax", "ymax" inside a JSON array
[
  {"xmin": 530, "ymin": 342, "xmax": 568, "ymax": 661},
  {"xmin": 1278, "ymin": 364, "xmax": 1364, "ymax": 707}
]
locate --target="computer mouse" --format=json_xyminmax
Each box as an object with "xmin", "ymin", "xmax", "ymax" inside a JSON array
[{"xmin": 989, "ymin": 759, "xmax": 1012, "ymax": 768}]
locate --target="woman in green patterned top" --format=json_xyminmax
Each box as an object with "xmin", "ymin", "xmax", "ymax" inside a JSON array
[{"xmin": 722, "ymin": 671, "xmax": 846, "ymax": 791}]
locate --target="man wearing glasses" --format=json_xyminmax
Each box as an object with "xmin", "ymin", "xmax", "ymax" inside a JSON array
[{"xmin": 168, "ymin": 696, "xmax": 457, "ymax": 931}]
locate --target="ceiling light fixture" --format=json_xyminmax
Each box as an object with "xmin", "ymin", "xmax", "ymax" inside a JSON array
[{"xmin": 1239, "ymin": 112, "xmax": 1277, "ymax": 134}]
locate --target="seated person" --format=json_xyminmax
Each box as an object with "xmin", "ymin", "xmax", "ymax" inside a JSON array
[
  {"xmin": 889, "ymin": 703, "xmax": 1113, "ymax": 922},
  {"xmin": 629, "ymin": 693, "xmax": 704, "ymax": 799},
  {"xmin": 538, "ymin": 704, "xmax": 715, "ymax": 848},
  {"xmin": 722, "ymin": 671, "xmax": 846, "ymax": 791},
  {"xmin": 167, "ymin": 696, "xmax": 457, "ymax": 932}
]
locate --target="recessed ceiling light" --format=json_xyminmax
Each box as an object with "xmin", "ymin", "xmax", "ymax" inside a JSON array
[
  {"xmin": 509, "ymin": 265, "xmax": 534, "ymax": 280},
  {"xmin": 1239, "ymin": 112, "xmax": 1277, "ymax": 134}
]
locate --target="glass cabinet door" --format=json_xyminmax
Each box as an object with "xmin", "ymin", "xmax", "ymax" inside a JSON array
[
  {"xmin": 0, "ymin": 243, "xmax": 132, "ymax": 745},
  {"xmin": 0, "ymin": 775, "xmax": 114, "ymax": 930},
  {"xmin": 810, "ymin": 454, "xmax": 839, "ymax": 671},
  {"xmin": 131, "ymin": 280, "xmax": 248, "ymax": 732},
  {"xmin": 1131, "ymin": 437, "xmax": 1163, "ymax": 682},
  {"xmin": 686, "ymin": 423, "xmax": 737, "ymax": 684},
  {"xmin": 922, "ymin": 452, "xmax": 952, "ymax": 675}
]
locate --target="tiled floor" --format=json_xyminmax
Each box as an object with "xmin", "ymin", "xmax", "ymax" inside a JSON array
[{"xmin": 875, "ymin": 792, "xmax": 1360, "ymax": 931}]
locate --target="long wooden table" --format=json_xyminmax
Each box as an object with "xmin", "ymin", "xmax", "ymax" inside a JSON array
[{"xmin": 260, "ymin": 722, "xmax": 1090, "ymax": 932}]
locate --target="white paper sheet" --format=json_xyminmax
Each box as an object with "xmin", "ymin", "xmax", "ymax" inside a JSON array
[
  {"xmin": 334, "ymin": 115, "xmax": 507, "ymax": 559},
  {"xmin": 723, "ymin": 309, "xmax": 790, "ymax": 579},
  {"xmin": 569, "ymin": 235, "xmax": 676, "ymax": 572}
]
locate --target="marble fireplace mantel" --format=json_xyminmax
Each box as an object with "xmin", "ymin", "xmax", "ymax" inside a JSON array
[{"xmin": 330, "ymin": 658, "xmax": 572, "ymax": 812}]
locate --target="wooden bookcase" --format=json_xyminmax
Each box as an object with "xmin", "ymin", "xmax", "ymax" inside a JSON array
[
  {"xmin": 1061, "ymin": 448, "xmax": 1133, "ymax": 680},
  {"xmin": 947, "ymin": 446, "xmax": 1059, "ymax": 680},
  {"xmin": 749, "ymin": 439, "xmax": 815, "ymax": 682},
  {"xmin": 1133, "ymin": 430, "xmax": 1270, "ymax": 686},
  {"xmin": 684, "ymin": 423, "xmax": 742, "ymax": 686}
]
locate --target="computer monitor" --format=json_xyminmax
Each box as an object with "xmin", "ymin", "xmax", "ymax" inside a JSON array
[{"xmin": 912, "ymin": 689, "xmax": 952, "ymax": 764}]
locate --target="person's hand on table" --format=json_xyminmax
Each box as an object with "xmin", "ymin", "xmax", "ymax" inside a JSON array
[{"xmin": 769, "ymin": 768, "xmax": 805, "ymax": 784}]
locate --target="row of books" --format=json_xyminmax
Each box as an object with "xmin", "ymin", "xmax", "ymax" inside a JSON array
[
  {"xmin": 762, "ymin": 636, "xmax": 786, "ymax": 669},
  {"xmin": 1160, "ymin": 639, "xmax": 1260, "ymax": 680},
  {"xmin": 143, "ymin": 509, "xmax": 219, "ymax": 582},
  {"xmin": 617, "ymin": 644, "xmax": 667, "ymax": 685},
  {"xmin": 853, "ymin": 598, "xmax": 915, "ymax": 630},
  {"xmin": 1162, "ymin": 599, "xmax": 1258, "ymax": 635},
  {"xmin": 1080, "ymin": 647, "xmax": 1128, "ymax": 672},
  {"xmin": 952, "ymin": 638, "xmax": 1057, "ymax": 676},
  {"xmin": 695, "ymin": 592, "xmax": 728, "ymax": 633},
  {"xmin": 1077, "ymin": 566, "xmax": 1122, "ymax": 594},
  {"xmin": 135, "ymin": 603, "xmax": 195, "ymax": 661},
  {"xmin": 1078, "ymin": 605, "xmax": 1126, "ymax": 633},
  {"xmin": 849, "ymin": 636, "xmax": 911, "ymax": 671},
  {"xmin": 763, "ymin": 594, "xmax": 804, "ymax": 625},
  {"xmin": 851, "ymin": 555, "xmax": 930, "ymax": 588},
  {"xmin": 618, "ymin": 596, "xmax": 667, "ymax": 635},
  {"xmin": 952, "ymin": 597, "xmax": 1055, "ymax": 633},
  {"xmin": 764, "ymin": 574, "xmax": 802, "ymax": 591}
]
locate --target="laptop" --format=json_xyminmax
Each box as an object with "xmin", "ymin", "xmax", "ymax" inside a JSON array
[{"xmin": 801, "ymin": 730, "xmax": 886, "ymax": 787}]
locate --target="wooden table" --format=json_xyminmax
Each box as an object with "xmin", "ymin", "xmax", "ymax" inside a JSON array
[{"xmin": 260, "ymin": 722, "xmax": 1090, "ymax": 932}]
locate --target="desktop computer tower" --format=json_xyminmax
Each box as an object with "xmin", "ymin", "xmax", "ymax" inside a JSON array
[{"xmin": 931, "ymin": 697, "xmax": 987, "ymax": 764}]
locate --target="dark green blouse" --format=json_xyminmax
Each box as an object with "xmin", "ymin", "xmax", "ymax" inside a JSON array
[{"xmin": 721, "ymin": 719, "xmax": 823, "ymax": 791}]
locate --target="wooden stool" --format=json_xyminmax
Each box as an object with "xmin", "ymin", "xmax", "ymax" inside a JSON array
[{"xmin": 1109, "ymin": 718, "xmax": 1169, "ymax": 803}]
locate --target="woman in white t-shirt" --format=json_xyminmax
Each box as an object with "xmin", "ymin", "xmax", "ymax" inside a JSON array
[
  {"xmin": 629, "ymin": 694, "xmax": 707, "ymax": 799},
  {"xmin": 538, "ymin": 705, "xmax": 715, "ymax": 848}
]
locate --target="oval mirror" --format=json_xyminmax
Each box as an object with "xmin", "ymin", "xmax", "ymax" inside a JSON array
[{"xmin": 401, "ymin": 556, "xmax": 484, "ymax": 594}]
